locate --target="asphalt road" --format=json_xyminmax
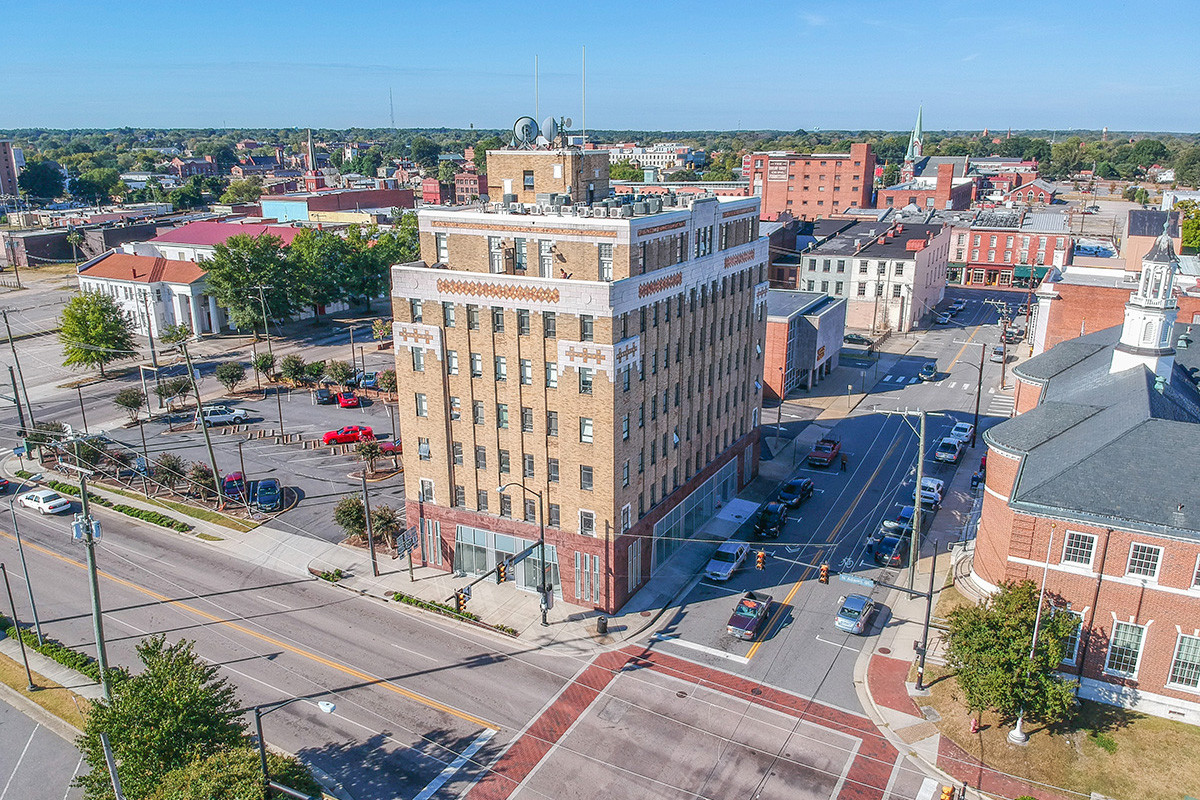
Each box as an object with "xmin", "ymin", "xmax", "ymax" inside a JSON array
[
  {"xmin": 641, "ymin": 291, "xmax": 1022, "ymax": 712},
  {"xmin": 0, "ymin": 693, "xmax": 85, "ymax": 800}
]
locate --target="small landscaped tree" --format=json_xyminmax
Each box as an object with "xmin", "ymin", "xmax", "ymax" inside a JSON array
[
  {"xmin": 160, "ymin": 323, "xmax": 193, "ymax": 343},
  {"xmin": 325, "ymin": 359, "xmax": 355, "ymax": 389},
  {"xmin": 155, "ymin": 376, "xmax": 193, "ymax": 412},
  {"xmin": 333, "ymin": 495, "xmax": 366, "ymax": 540},
  {"xmin": 153, "ymin": 452, "xmax": 187, "ymax": 495},
  {"xmin": 303, "ymin": 360, "xmax": 328, "ymax": 386},
  {"xmin": 149, "ymin": 746, "xmax": 320, "ymax": 800},
  {"xmin": 59, "ymin": 291, "xmax": 137, "ymax": 377},
  {"xmin": 377, "ymin": 369, "xmax": 397, "ymax": 396},
  {"xmin": 252, "ymin": 352, "xmax": 276, "ymax": 385},
  {"xmin": 371, "ymin": 504, "xmax": 404, "ymax": 550},
  {"xmin": 187, "ymin": 462, "xmax": 216, "ymax": 500},
  {"xmin": 279, "ymin": 354, "xmax": 306, "ymax": 386},
  {"xmin": 214, "ymin": 361, "xmax": 246, "ymax": 394},
  {"xmin": 372, "ymin": 318, "xmax": 392, "ymax": 346},
  {"xmin": 355, "ymin": 440, "xmax": 383, "ymax": 475},
  {"xmin": 113, "ymin": 387, "xmax": 146, "ymax": 424}
]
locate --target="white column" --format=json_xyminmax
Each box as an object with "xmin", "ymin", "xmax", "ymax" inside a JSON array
[
  {"xmin": 207, "ymin": 295, "xmax": 221, "ymax": 333},
  {"xmin": 189, "ymin": 293, "xmax": 204, "ymax": 337},
  {"xmin": 173, "ymin": 292, "xmax": 187, "ymax": 330}
]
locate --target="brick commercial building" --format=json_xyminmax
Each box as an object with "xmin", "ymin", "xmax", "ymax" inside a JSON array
[
  {"xmin": 763, "ymin": 290, "xmax": 845, "ymax": 401},
  {"xmin": 742, "ymin": 145, "xmax": 875, "ymax": 221},
  {"xmin": 974, "ymin": 231, "xmax": 1200, "ymax": 724},
  {"xmin": 485, "ymin": 148, "xmax": 611, "ymax": 206},
  {"xmin": 876, "ymin": 162, "xmax": 974, "ymax": 212},
  {"xmin": 391, "ymin": 146, "xmax": 768, "ymax": 614},
  {"xmin": 1124, "ymin": 209, "xmax": 1181, "ymax": 273},
  {"xmin": 800, "ymin": 220, "xmax": 950, "ymax": 333},
  {"xmin": 0, "ymin": 139, "xmax": 20, "ymax": 198},
  {"xmin": 259, "ymin": 187, "xmax": 415, "ymax": 223},
  {"xmin": 948, "ymin": 210, "xmax": 1073, "ymax": 289}
]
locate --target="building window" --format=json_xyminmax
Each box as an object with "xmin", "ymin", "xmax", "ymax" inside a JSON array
[
  {"xmin": 622, "ymin": 415, "xmax": 629, "ymax": 440},
  {"xmin": 514, "ymin": 238, "xmax": 527, "ymax": 271},
  {"xmin": 472, "ymin": 400, "xmax": 484, "ymax": 425},
  {"xmin": 488, "ymin": 237, "xmax": 503, "ymax": 273},
  {"xmin": 454, "ymin": 485, "xmax": 466, "ymax": 507},
  {"xmin": 415, "ymin": 393, "xmax": 427, "ymax": 417},
  {"xmin": 545, "ymin": 362, "xmax": 558, "ymax": 388},
  {"xmin": 1105, "ymin": 621, "xmax": 1145, "ymax": 677},
  {"xmin": 467, "ymin": 305, "xmax": 481, "ymax": 330},
  {"xmin": 524, "ymin": 498, "xmax": 537, "ymax": 523},
  {"xmin": 856, "ymin": 283, "xmax": 867, "ymax": 296},
  {"xmin": 474, "ymin": 446, "xmax": 486, "ymax": 469},
  {"xmin": 442, "ymin": 301, "xmax": 456, "ymax": 326},
  {"xmin": 520, "ymin": 358, "xmax": 533, "ymax": 385},
  {"xmin": 622, "ymin": 461, "xmax": 630, "ymax": 487},
  {"xmin": 410, "ymin": 298, "xmax": 423, "ymax": 322},
  {"xmin": 491, "ymin": 306, "xmax": 505, "ymax": 332},
  {"xmin": 892, "ymin": 285, "xmax": 902, "ymax": 298},
  {"xmin": 498, "ymin": 449, "xmax": 510, "ymax": 474},
  {"xmin": 1126, "ymin": 543, "xmax": 1162, "ymax": 579},
  {"xmin": 581, "ymin": 315, "xmax": 594, "ymax": 342},
  {"xmin": 546, "ymin": 410, "xmax": 558, "ymax": 436},
  {"xmin": 523, "ymin": 453, "xmax": 535, "ymax": 478},
  {"xmin": 496, "ymin": 403, "xmax": 509, "ymax": 428},
  {"xmin": 419, "ymin": 479, "xmax": 434, "ymax": 503},
  {"xmin": 543, "ymin": 311, "xmax": 557, "ymax": 337},
  {"xmin": 499, "ymin": 493, "xmax": 512, "ymax": 518},
  {"xmin": 548, "ymin": 503, "xmax": 560, "ymax": 527},
  {"xmin": 451, "ymin": 441, "xmax": 463, "ymax": 465},
  {"xmin": 435, "ymin": 233, "xmax": 448, "ymax": 263},
  {"xmin": 1169, "ymin": 634, "xmax": 1200, "ymax": 689},
  {"xmin": 580, "ymin": 510, "xmax": 595, "ymax": 536},
  {"xmin": 834, "ymin": 281, "xmax": 843, "ymax": 295},
  {"xmin": 580, "ymin": 465, "xmax": 593, "ymax": 491},
  {"xmin": 579, "ymin": 367, "xmax": 594, "ymax": 394},
  {"xmin": 412, "ymin": 347, "xmax": 425, "ymax": 372},
  {"xmin": 548, "ymin": 458, "xmax": 559, "ymax": 482},
  {"xmin": 417, "ymin": 437, "xmax": 430, "ymax": 461},
  {"xmin": 598, "ymin": 243, "xmax": 613, "ymax": 282},
  {"xmin": 517, "ymin": 309, "xmax": 531, "ymax": 335},
  {"xmin": 521, "ymin": 406, "xmax": 534, "ymax": 432},
  {"xmin": 470, "ymin": 352, "xmax": 483, "ymax": 377},
  {"xmin": 1061, "ymin": 531, "xmax": 1096, "ymax": 567},
  {"xmin": 446, "ymin": 350, "xmax": 459, "ymax": 375},
  {"xmin": 1059, "ymin": 609, "xmax": 1083, "ymax": 666},
  {"xmin": 523, "ymin": 170, "xmax": 534, "ymax": 190},
  {"xmin": 494, "ymin": 356, "xmax": 507, "ymax": 381},
  {"xmin": 580, "ymin": 417, "xmax": 593, "ymax": 443},
  {"xmin": 539, "ymin": 240, "xmax": 553, "ymax": 277}
]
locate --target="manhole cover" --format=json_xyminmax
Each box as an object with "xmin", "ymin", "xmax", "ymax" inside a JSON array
[
  {"xmin": 751, "ymin": 688, "xmax": 763, "ymax": 696},
  {"xmin": 878, "ymin": 647, "xmax": 891, "ymax": 655},
  {"xmin": 676, "ymin": 691, "xmax": 687, "ymax": 698},
  {"xmin": 640, "ymin": 611, "xmax": 652, "ymax": 617}
]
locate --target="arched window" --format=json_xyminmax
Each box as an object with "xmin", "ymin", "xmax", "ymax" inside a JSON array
[{"xmin": 1143, "ymin": 320, "xmax": 1156, "ymax": 345}]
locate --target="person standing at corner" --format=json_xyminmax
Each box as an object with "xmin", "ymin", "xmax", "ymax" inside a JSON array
[{"xmin": 840, "ymin": 453, "xmax": 848, "ymax": 472}]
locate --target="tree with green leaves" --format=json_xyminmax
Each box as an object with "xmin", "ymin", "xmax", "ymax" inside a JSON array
[
  {"xmin": 278, "ymin": 354, "xmax": 306, "ymax": 386},
  {"xmin": 218, "ymin": 177, "xmax": 263, "ymax": 204},
  {"xmin": 409, "ymin": 136, "xmax": 440, "ymax": 170},
  {"xmin": 474, "ymin": 135, "xmax": 504, "ymax": 172},
  {"xmin": 204, "ymin": 234, "xmax": 294, "ymax": 329},
  {"xmin": 371, "ymin": 504, "xmax": 403, "ymax": 550},
  {"xmin": 1175, "ymin": 147, "xmax": 1200, "ymax": 188},
  {"xmin": 664, "ymin": 169, "xmax": 698, "ymax": 182},
  {"xmin": 113, "ymin": 387, "xmax": 146, "ymax": 423},
  {"xmin": 1176, "ymin": 200, "xmax": 1199, "ymax": 253},
  {"xmin": 286, "ymin": 228, "xmax": 347, "ymax": 314},
  {"xmin": 59, "ymin": 291, "xmax": 136, "ymax": 377},
  {"xmin": 944, "ymin": 579, "xmax": 1080, "ymax": 727},
  {"xmin": 252, "ymin": 352, "xmax": 276, "ymax": 385},
  {"xmin": 71, "ymin": 168, "xmax": 122, "ymax": 203},
  {"xmin": 339, "ymin": 225, "xmax": 389, "ymax": 310},
  {"xmin": 188, "ymin": 462, "xmax": 216, "ymax": 499},
  {"xmin": 609, "ymin": 160, "xmax": 642, "ymax": 182},
  {"xmin": 66, "ymin": 229, "xmax": 85, "ymax": 263},
  {"xmin": 325, "ymin": 359, "xmax": 355, "ymax": 388},
  {"xmin": 214, "ymin": 361, "xmax": 246, "ymax": 394},
  {"xmin": 372, "ymin": 318, "xmax": 392, "ymax": 345},
  {"xmin": 355, "ymin": 440, "xmax": 383, "ymax": 475},
  {"xmin": 437, "ymin": 161, "xmax": 459, "ymax": 183},
  {"xmin": 333, "ymin": 495, "xmax": 366, "ymax": 540},
  {"xmin": 377, "ymin": 369, "xmax": 397, "ymax": 395},
  {"xmin": 881, "ymin": 162, "xmax": 901, "ymax": 188},
  {"xmin": 74, "ymin": 635, "xmax": 246, "ymax": 800},
  {"xmin": 17, "ymin": 159, "xmax": 65, "ymax": 199},
  {"xmin": 153, "ymin": 452, "xmax": 187, "ymax": 494},
  {"xmin": 149, "ymin": 746, "xmax": 320, "ymax": 800},
  {"xmin": 155, "ymin": 376, "xmax": 193, "ymax": 412},
  {"xmin": 161, "ymin": 322, "xmax": 192, "ymax": 343},
  {"xmin": 304, "ymin": 360, "xmax": 328, "ymax": 385}
]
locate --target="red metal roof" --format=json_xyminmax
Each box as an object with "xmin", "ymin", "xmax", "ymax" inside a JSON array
[
  {"xmin": 150, "ymin": 220, "xmax": 302, "ymax": 247},
  {"xmin": 80, "ymin": 252, "xmax": 206, "ymax": 285}
]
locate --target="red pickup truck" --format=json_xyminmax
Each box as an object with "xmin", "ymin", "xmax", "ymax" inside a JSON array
[{"xmin": 807, "ymin": 437, "xmax": 841, "ymax": 467}]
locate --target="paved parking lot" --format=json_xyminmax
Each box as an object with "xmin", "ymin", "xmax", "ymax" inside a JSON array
[{"xmin": 0, "ymin": 695, "xmax": 85, "ymax": 800}]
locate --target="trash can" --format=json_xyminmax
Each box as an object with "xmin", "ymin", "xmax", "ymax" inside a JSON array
[{"xmin": 596, "ymin": 616, "xmax": 608, "ymax": 635}]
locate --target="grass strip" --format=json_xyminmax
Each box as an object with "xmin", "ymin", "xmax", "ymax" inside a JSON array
[{"xmin": 0, "ymin": 651, "xmax": 90, "ymax": 730}]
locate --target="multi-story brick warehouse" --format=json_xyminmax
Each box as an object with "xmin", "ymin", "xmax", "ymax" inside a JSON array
[
  {"xmin": 742, "ymin": 144, "xmax": 875, "ymax": 221},
  {"xmin": 391, "ymin": 147, "xmax": 769, "ymax": 614},
  {"xmin": 973, "ymin": 231, "xmax": 1200, "ymax": 724}
]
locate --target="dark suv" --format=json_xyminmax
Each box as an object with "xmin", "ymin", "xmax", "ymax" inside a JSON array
[{"xmin": 754, "ymin": 502, "xmax": 788, "ymax": 539}]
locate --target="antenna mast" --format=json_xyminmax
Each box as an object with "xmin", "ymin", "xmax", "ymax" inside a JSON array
[
  {"xmin": 581, "ymin": 46, "xmax": 586, "ymax": 148},
  {"xmin": 534, "ymin": 55, "xmax": 539, "ymax": 124},
  {"xmin": 389, "ymin": 87, "xmax": 395, "ymax": 128}
]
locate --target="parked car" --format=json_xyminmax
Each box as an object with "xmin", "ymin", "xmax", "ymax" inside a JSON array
[
  {"xmin": 949, "ymin": 299, "xmax": 967, "ymax": 314},
  {"xmin": 917, "ymin": 489, "xmax": 941, "ymax": 513},
  {"xmin": 918, "ymin": 362, "xmax": 938, "ymax": 381},
  {"xmin": 0, "ymin": 478, "xmax": 9, "ymax": 493},
  {"xmin": 323, "ymin": 425, "xmax": 375, "ymax": 445},
  {"xmin": 705, "ymin": 541, "xmax": 750, "ymax": 581},
  {"xmin": 949, "ymin": 422, "xmax": 975, "ymax": 444},
  {"xmin": 314, "ymin": 388, "xmax": 336, "ymax": 405},
  {"xmin": 872, "ymin": 535, "xmax": 909, "ymax": 567},
  {"xmin": 338, "ymin": 391, "xmax": 361, "ymax": 408},
  {"xmin": 935, "ymin": 437, "xmax": 964, "ymax": 463},
  {"xmin": 778, "ymin": 477, "xmax": 814, "ymax": 507},
  {"xmin": 753, "ymin": 501, "xmax": 789, "ymax": 539},
  {"xmin": 934, "ymin": 313, "xmax": 953, "ymax": 325},
  {"xmin": 221, "ymin": 472, "xmax": 246, "ymax": 500},
  {"xmin": 835, "ymin": 594, "xmax": 877, "ymax": 635},
  {"xmin": 843, "ymin": 333, "xmax": 873, "ymax": 347},
  {"xmin": 727, "ymin": 591, "xmax": 774, "ymax": 640},
  {"xmin": 1002, "ymin": 328, "xmax": 1022, "ymax": 344},
  {"xmin": 990, "ymin": 345, "xmax": 1007, "ymax": 363},
  {"xmin": 255, "ymin": 478, "xmax": 282, "ymax": 512},
  {"xmin": 354, "ymin": 371, "xmax": 379, "ymax": 390},
  {"xmin": 920, "ymin": 477, "xmax": 946, "ymax": 499},
  {"xmin": 19, "ymin": 489, "xmax": 71, "ymax": 515},
  {"xmin": 198, "ymin": 405, "xmax": 249, "ymax": 426},
  {"xmin": 378, "ymin": 439, "xmax": 402, "ymax": 455},
  {"xmin": 806, "ymin": 437, "xmax": 841, "ymax": 467}
]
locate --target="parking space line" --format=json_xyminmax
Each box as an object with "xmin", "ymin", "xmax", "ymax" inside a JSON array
[
  {"xmin": 1, "ymin": 727, "xmax": 37, "ymax": 800},
  {"xmin": 649, "ymin": 634, "xmax": 751, "ymax": 665},
  {"xmin": 814, "ymin": 635, "xmax": 860, "ymax": 652}
]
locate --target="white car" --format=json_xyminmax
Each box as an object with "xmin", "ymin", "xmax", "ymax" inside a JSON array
[
  {"xmin": 949, "ymin": 422, "xmax": 975, "ymax": 444},
  {"xmin": 19, "ymin": 489, "xmax": 72, "ymax": 515},
  {"xmin": 934, "ymin": 437, "xmax": 964, "ymax": 463},
  {"xmin": 198, "ymin": 405, "xmax": 249, "ymax": 426},
  {"xmin": 920, "ymin": 477, "xmax": 946, "ymax": 499},
  {"xmin": 705, "ymin": 541, "xmax": 750, "ymax": 581}
]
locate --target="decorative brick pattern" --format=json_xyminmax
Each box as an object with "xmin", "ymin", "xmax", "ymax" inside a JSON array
[
  {"xmin": 613, "ymin": 336, "xmax": 640, "ymax": 375},
  {"xmin": 635, "ymin": 220, "xmax": 686, "ymax": 237},
  {"xmin": 636, "ymin": 271, "xmax": 683, "ymax": 298},
  {"xmin": 392, "ymin": 322, "xmax": 442, "ymax": 359},
  {"xmin": 558, "ymin": 339, "xmax": 615, "ymax": 379},
  {"xmin": 430, "ymin": 219, "xmax": 618, "ymax": 238},
  {"xmin": 435, "ymin": 277, "xmax": 561, "ymax": 304},
  {"xmin": 724, "ymin": 247, "xmax": 758, "ymax": 269}
]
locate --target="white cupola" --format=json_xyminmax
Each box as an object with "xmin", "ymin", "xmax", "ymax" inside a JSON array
[{"xmin": 1110, "ymin": 220, "xmax": 1179, "ymax": 382}]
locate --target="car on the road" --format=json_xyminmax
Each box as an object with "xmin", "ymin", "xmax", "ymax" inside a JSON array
[
  {"xmin": 254, "ymin": 478, "xmax": 282, "ymax": 512},
  {"xmin": 353, "ymin": 371, "xmax": 379, "ymax": 390},
  {"xmin": 753, "ymin": 501, "xmax": 788, "ymax": 539},
  {"xmin": 0, "ymin": 478, "xmax": 9, "ymax": 493},
  {"xmin": 934, "ymin": 313, "xmax": 953, "ymax": 325},
  {"xmin": 806, "ymin": 437, "xmax": 841, "ymax": 467},
  {"xmin": 835, "ymin": 594, "xmax": 877, "ymax": 635},
  {"xmin": 934, "ymin": 436, "xmax": 964, "ymax": 463},
  {"xmin": 1002, "ymin": 327, "xmax": 1022, "ymax": 344},
  {"xmin": 727, "ymin": 591, "xmax": 774, "ymax": 640},
  {"xmin": 949, "ymin": 299, "xmax": 967, "ymax": 314},
  {"xmin": 1015, "ymin": 304, "xmax": 1030, "ymax": 316},
  {"xmin": 197, "ymin": 405, "xmax": 249, "ymax": 426},
  {"xmin": 949, "ymin": 422, "xmax": 975, "ymax": 444},
  {"xmin": 221, "ymin": 472, "xmax": 246, "ymax": 500},
  {"xmin": 872, "ymin": 535, "xmax": 909, "ymax": 567},
  {"xmin": 378, "ymin": 439, "xmax": 402, "ymax": 456},
  {"xmin": 19, "ymin": 489, "xmax": 71, "ymax": 515},
  {"xmin": 917, "ymin": 489, "xmax": 942, "ymax": 513},
  {"xmin": 990, "ymin": 345, "xmax": 1007, "ymax": 363},
  {"xmin": 314, "ymin": 388, "xmax": 336, "ymax": 405},
  {"xmin": 918, "ymin": 361, "xmax": 938, "ymax": 381},
  {"xmin": 337, "ymin": 391, "xmax": 361, "ymax": 408},
  {"xmin": 843, "ymin": 333, "xmax": 873, "ymax": 347},
  {"xmin": 705, "ymin": 541, "xmax": 750, "ymax": 581},
  {"xmin": 778, "ymin": 477, "xmax": 814, "ymax": 507},
  {"xmin": 323, "ymin": 425, "xmax": 375, "ymax": 445}
]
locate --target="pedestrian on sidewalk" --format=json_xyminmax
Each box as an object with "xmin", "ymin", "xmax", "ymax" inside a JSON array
[{"xmin": 840, "ymin": 453, "xmax": 848, "ymax": 471}]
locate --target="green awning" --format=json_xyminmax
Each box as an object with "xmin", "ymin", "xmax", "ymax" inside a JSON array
[{"xmin": 1012, "ymin": 265, "xmax": 1050, "ymax": 279}]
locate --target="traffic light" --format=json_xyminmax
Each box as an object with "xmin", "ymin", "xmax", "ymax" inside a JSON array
[
  {"xmin": 454, "ymin": 590, "xmax": 467, "ymax": 613},
  {"xmin": 756, "ymin": 550, "xmax": 766, "ymax": 570},
  {"xmin": 496, "ymin": 560, "xmax": 508, "ymax": 584},
  {"xmin": 939, "ymin": 786, "xmax": 955, "ymax": 800},
  {"xmin": 819, "ymin": 563, "xmax": 830, "ymax": 583}
]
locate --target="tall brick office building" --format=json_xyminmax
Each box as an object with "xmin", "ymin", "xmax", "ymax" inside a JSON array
[
  {"xmin": 391, "ymin": 143, "xmax": 769, "ymax": 614},
  {"xmin": 973, "ymin": 230, "xmax": 1200, "ymax": 724},
  {"xmin": 742, "ymin": 145, "xmax": 875, "ymax": 221}
]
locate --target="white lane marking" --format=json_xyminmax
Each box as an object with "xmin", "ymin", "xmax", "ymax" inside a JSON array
[
  {"xmin": 961, "ymin": 383, "xmax": 973, "ymax": 391},
  {"xmin": 0, "ymin": 727, "xmax": 38, "ymax": 800},
  {"xmin": 698, "ymin": 580, "xmax": 747, "ymax": 595},
  {"xmin": 830, "ymin": 733, "xmax": 864, "ymax": 800},
  {"xmin": 63, "ymin": 755, "xmax": 85, "ymax": 800},
  {"xmin": 909, "ymin": 377, "xmax": 920, "ymax": 384},
  {"xmin": 881, "ymin": 749, "xmax": 910, "ymax": 800},
  {"xmin": 947, "ymin": 382, "xmax": 957, "ymax": 389},
  {"xmin": 390, "ymin": 642, "xmax": 439, "ymax": 661},
  {"xmin": 412, "ymin": 728, "xmax": 496, "ymax": 800},
  {"xmin": 882, "ymin": 375, "xmax": 895, "ymax": 382},
  {"xmin": 650, "ymin": 634, "xmax": 752, "ymax": 665},
  {"xmin": 915, "ymin": 777, "xmax": 940, "ymax": 800},
  {"xmin": 814, "ymin": 635, "xmax": 861, "ymax": 652},
  {"xmin": 988, "ymin": 386, "xmax": 996, "ymax": 393},
  {"xmin": 257, "ymin": 594, "xmax": 290, "ymax": 608}
]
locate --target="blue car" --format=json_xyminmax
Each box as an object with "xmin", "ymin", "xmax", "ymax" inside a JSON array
[{"xmin": 255, "ymin": 478, "xmax": 282, "ymax": 512}]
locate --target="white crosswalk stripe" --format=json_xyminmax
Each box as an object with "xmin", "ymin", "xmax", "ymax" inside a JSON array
[
  {"xmin": 987, "ymin": 393, "xmax": 1016, "ymax": 417},
  {"xmin": 910, "ymin": 377, "xmax": 920, "ymax": 384},
  {"xmin": 961, "ymin": 383, "xmax": 972, "ymax": 392},
  {"xmin": 883, "ymin": 374, "xmax": 896, "ymax": 382},
  {"xmin": 948, "ymin": 381, "xmax": 957, "ymax": 389}
]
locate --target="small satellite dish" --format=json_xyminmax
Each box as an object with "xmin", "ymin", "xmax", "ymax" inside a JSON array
[
  {"xmin": 541, "ymin": 116, "xmax": 558, "ymax": 143},
  {"xmin": 563, "ymin": 117, "xmax": 573, "ymax": 129},
  {"xmin": 513, "ymin": 117, "xmax": 539, "ymax": 146}
]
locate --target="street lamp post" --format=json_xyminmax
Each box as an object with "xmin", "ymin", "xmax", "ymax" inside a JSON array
[
  {"xmin": 1008, "ymin": 523, "xmax": 1057, "ymax": 746},
  {"xmin": 498, "ymin": 481, "xmax": 549, "ymax": 626},
  {"xmin": 1, "ymin": 563, "xmax": 36, "ymax": 691},
  {"xmin": 7, "ymin": 473, "xmax": 46, "ymax": 644},
  {"xmin": 251, "ymin": 697, "xmax": 335, "ymax": 798},
  {"xmin": 774, "ymin": 366, "xmax": 784, "ymax": 444}
]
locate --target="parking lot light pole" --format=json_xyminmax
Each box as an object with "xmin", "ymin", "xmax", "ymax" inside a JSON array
[
  {"xmin": 914, "ymin": 543, "xmax": 942, "ymax": 691},
  {"xmin": 360, "ymin": 471, "xmax": 379, "ymax": 577},
  {"xmin": 499, "ymin": 481, "xmax": 549, "ymax": 626},
  {"xmin": 250, "ymin": 697, "xmax": 335, "ymax": 798},
  {"xmin": 8, "ymin": 473, "xmax": 46, "ymax": 644},
  {"xmin": 1, "ymin": 563, "xmax": 36, "ymax": 690}
]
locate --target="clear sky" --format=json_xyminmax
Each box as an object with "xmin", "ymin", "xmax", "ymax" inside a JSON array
[{"xmin": 3, "ymin": 0, "xmax": 1197, "ymax": 132}]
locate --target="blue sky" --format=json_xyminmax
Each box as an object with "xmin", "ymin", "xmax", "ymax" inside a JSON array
[{"xmin": 4, "ymin": 0, "xmax": 1198, "ymax": 132}]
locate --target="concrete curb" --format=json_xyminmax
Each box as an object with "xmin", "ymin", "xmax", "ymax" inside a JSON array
[{"xmin": 0, "ymin": 677, "xmax": 83, "ymax": 744}]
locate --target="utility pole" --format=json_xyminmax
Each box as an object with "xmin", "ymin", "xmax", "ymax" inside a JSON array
[
  {"xmin": 76, "ymin": 386, "xmax": 89, "ymax": 434},
  {"xmin": 3, "ymin": 310, "xmax": 34, "ymax": 430},
  {"xmin": 360, "ymin": 471, "xmax": 379, "ymax": 577},
  {"xmin": 349, "ymin": 326, "xmax": 358, "ymax": 376},
  {"xmin": 911, "ymin": 410, "xmax": 926, "ymax": 590},
  {"xmin": 9, "ymin": 365, "xmax": 26, "ymax": 436},
  {"xmin": 62, "ymin": 465, "xmax": 114, "ymax": 701},
  {"xmin": 137, "ymin": 419, "xmax": 151, "ymax": 498},
  {"xmin": 774, "ymin": 366, "xmax": 784, "ymax": 443},
  {"xmin": 179, "ymin": 343, "xmax": 222, "ymax": 507},
  {"xmin": 1, "ymin": 563, "xmax": 36, "ymax": 691},
  {"xmin": 914, "ymin": 544, "xmax": 941, "ymax": 691},
  {"xmin": 141, "ymin": 290, "xmax": 158, "ymax": 368},
  {"xmin": 954, "ymin": 339, "xmax": 987, "ymax": 449},
  {"xmin": 253, "ymin": 286, "xmax": 275, "ymax": 361}
]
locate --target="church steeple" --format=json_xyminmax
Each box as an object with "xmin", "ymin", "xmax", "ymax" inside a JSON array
[
  {"xmin": 902, "ymin": 106, "xmax": 923, "ymax": 182},
  {"xmin": 1110, "ymin": 219, "xmax": 1179, "ymax": 382}
]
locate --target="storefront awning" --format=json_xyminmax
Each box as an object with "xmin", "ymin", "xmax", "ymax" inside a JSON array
[{"xmin": 1012, "ymin": 265, "xmax": 1050, "ymax": 279}]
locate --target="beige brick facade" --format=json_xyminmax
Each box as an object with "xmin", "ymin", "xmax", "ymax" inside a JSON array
[{"xmin": 485, "ymin": 149, "xmax": 610, "ymax": 205}]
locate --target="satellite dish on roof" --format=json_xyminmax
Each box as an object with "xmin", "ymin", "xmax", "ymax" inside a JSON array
[
  {"xmin": 563, "ymin": 117, "xmax": 573, "ymax": 129},
  {"xmin": 541, "ymin": 116, "xmax": 558, "ymax": 144},
  {"xmin": 513, "ymin": 117, "xmax": 539, "ymax": 147}
]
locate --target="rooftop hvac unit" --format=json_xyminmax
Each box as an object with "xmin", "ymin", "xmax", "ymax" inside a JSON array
[
  {"xmin": 648, "ymin": 198, "xmax": 662, "ymax": 213},
  {"xmin": 594, "ymin": 207, "xmax": 608, "ymax": 218},
  {"xmin": 619, "ymin": 205, "xmax": 634, "ymax": 218},
  {"xmin": 632, "ymin": 202, "xmax": 649, "ymax": 215},
  {"xmin": 502, "ymin": 193, "xmax": 518, "ymax": 204}
]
